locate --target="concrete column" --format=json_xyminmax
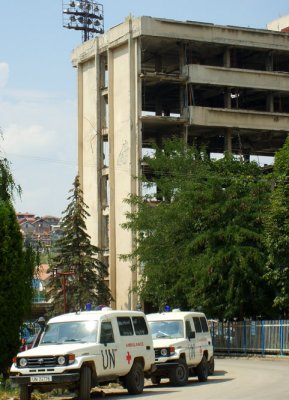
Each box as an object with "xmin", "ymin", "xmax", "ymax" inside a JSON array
[
  {"xmin": 95, "ymin": 47, "xmax": 104, "ymax": 252},
  {"xmin": 266, "ymin": 52, "xmax": 274, "ymax": 112},
  {"xmin": 224, "ymin": 89, "xmax": 232, "ymax": 109},
  {"xmin": 128, "ymin": 21, "xmax": 139, "ymax": 310},
  {"xmin": 224, "ymin": 128, "xmax": 232, "ymax": 155},
  {"xmin": 77, "ymin": 64, "xmax": 84, "ymax": 183},
  {"xmin": 266, "ymin": 93, "xmax": 274, "ymax": 112},
  {"xmin": 223, "ymin": 48, "xmax": 231, "ymax": 110},
  {"xmin": 179, "ymin": 43, "xmax": 186, "ymax": 115},
  {"xmin": 223, "ymin": 48, "xmax": 231, "ymax": 68},
  {"xmin": 107, "ymin": 47, "xmax": 116, "ymax": 309},
  {"xmin": 266, "ymin": 51, "xmax": 274, "ymax": 72}
]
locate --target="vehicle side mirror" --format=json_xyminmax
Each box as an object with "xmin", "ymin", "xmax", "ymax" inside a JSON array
[
  {"xmin": 33, "ymin": 317, "xmax": 46, "ymax": 348},
  {"xmin": 188, "ymin": 331, "xmax": 195, "ymax": 340},
  {"xmin": 37, "ymin": 317, "xmax": 46, "ymax": 330}
]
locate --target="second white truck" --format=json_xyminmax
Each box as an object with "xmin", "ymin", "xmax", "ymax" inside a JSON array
[{"xmin": 147, "ymin": 309, "xmax": 214, "ymax": 386}]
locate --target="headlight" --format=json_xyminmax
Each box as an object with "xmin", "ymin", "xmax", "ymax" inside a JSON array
[
  {"xmin": 19, "ymin": 358, "xmax": 27, "ymax": 367},
  {"xmin": 160, "ymin": 348, "xmax": 168, "ymax": 356},
  {"xmin": 57, "ymin": 356, "xmax": 66, "ymax": 365}
]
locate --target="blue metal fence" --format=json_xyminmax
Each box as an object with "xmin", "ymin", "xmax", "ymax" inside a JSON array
[{"xmin": 211, "ymin": 320, "xmax": 289, "ymax": 355}]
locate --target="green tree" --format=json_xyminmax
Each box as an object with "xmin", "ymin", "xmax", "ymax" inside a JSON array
[
  {"xmin": 265, "ymin": 135, "xmax": 289, "ymax": 316},
  {"xmin": 0, "ymin": 158, "xmax": 34, "ymax": 379},
  {"xmin": 123, "ymin": 140, "xmax": 272, "ymax": 319},
  {"xmin": 48, "ymin": 175, "xmax": 112, "ymax": 315}
]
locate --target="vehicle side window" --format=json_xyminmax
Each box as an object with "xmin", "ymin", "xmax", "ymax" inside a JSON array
[
  {"xmin": 132, "ymin": 317, "xmax": 148, "ymax": 335},
  {"xmin": 185, "ymin": 320, "xmax": 193, "ymax": 338},
  {"xmin": 117, "ymin": 317, "xmax": 134, "ymax": 336},
  {"xmin": 200, "ymin": 317, "xmax": 209, "ymax": 332},
  {"xmin": 100, "ymin": 321, "xmax": 115, "ymax": 343},
  {"xmin": 193, "ymin": 317, "xmax": 202, "ymax": 333}
]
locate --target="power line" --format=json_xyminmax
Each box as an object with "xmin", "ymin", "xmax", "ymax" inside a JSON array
[{"xmin": 1, "ymin": 151, "xmax": 77, "ymax": 167}]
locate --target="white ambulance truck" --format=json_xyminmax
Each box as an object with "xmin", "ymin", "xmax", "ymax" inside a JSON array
[
  {"xmin": 10, "ymin": 308, "xmax": 156, "ymax": 400},
  {"xmin": 147, "ymin": 309, "xmax": 214, "ymax": 386}
]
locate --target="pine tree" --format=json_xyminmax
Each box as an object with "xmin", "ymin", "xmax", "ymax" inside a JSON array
[{"xmin": 48, "ymin": 176, "xmax": 111, "ymax": 315}]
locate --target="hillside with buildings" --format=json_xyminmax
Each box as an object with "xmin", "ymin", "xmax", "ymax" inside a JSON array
[{"xmin": 16, "ymin": 212, "xmax": 61, "ymax": 249}]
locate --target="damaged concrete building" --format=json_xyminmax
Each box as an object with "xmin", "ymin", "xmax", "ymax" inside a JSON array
[{"xmin": 71, "ymin": 15, "xmax": 289, "ymax": 309}]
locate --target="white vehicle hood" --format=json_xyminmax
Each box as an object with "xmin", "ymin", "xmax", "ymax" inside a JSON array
[
  {"xmin": 153, "ymin": 337, "xmax": 188, "ymax": 348},
  {"xmin": 17, "ymin": 343, "xmax": 98, "ymax": 357}
]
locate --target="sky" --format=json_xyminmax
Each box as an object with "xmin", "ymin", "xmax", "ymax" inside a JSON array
[{"xmin": 1, "ymin": 0, "xmax": 289, "ymax": 217}]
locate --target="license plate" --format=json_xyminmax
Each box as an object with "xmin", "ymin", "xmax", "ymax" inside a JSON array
[{"xmin": 30, "ymin": 376, "xmax": 52, "ymax": 383}]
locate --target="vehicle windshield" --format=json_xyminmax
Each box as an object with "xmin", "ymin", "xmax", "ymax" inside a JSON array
[
  {"xmin": 149, "ymin": 320, "xmax": 184, "ymax": 339},
  {"xmin": 40, "ymin": 321, "xmax": 98, "ymax": 345}
]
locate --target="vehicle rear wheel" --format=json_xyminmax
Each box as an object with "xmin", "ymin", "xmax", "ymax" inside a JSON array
[
  {"xmin": 151, "ymin": 375, "xmax": 161, "ymax": 385},
  {"xmin": 20, "ymin": 385, "xmax": 31, "ymax": 400},
  {"xmin": 124, "ymin": 361, "xmax": 144, "ymax": 394},
  {"xmin": 169, "ymin": 358, "xmax": 189, "ymax": 386},
  {"xmin": 196, "ymin": 355, "xmax": 208, "ymax": 382},
  {"xmin": 79, "ymin": 365, "xmax": 91, "ymax": 400}
]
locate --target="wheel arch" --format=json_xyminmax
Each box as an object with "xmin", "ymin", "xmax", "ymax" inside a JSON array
[
  {"xmin": 81, "ymin": 361, "xmax": 96, "ymax": 380},
  {"xmin": 132, "ymin": 356, "xmax": 144, "ymax": 368},
  {"xmin": 203, "ymin": 350, "xmax": 208, "ymax": 359}
]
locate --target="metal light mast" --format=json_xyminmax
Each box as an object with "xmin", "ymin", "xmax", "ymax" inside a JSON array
[{"xmin": 62, "ymin": 0, "xmax": 104, "ymax": 42}]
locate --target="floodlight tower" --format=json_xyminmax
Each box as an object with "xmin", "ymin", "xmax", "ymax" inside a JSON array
[{"xmin": 62, "ymin": 0, "xmax": 104, "ymax": 42}]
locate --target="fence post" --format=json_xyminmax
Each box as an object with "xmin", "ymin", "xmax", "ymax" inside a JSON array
[
  {"xmin": 280, "ymin": 320, "xmax": 283, "ymax": 356},
  {"xmin": 261, "ymin": 320, "xmax": 265, "ymax": 355},
  {"xmin": 212, "ymin": 321, "xmax": 215, "ymax": 350},
  {"xmin": 243, "ymin": 319, "xmax": 247, "ymax": 354},
  {"xmin": 227, "ymin": 321, "xmax": 231, "ymax": 354}
]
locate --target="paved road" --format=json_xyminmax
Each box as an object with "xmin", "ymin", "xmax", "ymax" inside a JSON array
[{"xmin": 52, "ymin": 357, "xmax": 289, "ymax": 400}]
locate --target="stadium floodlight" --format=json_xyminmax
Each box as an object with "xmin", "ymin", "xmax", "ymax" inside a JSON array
[{"xmin": 62, "ymin": 0, "xmax": 104, "ymax": 42}]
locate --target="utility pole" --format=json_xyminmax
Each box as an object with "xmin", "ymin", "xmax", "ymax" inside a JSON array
[{"xmin": 52, "ymin": 268, "xmax": 75, "ymax": 313}]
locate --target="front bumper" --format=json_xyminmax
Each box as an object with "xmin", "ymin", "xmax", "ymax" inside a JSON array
[
  {"xmin": 155, "ymin": 361, "xmax": 179, "ymax": 371},
  {"xmin": 10, "ymin": 373, "xmax": 80, "ymax": 385}
]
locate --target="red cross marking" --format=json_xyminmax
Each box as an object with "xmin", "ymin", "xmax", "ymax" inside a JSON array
[{"xmin": 126, "ymin": 351, "xmax": 132, "ymax": 364}]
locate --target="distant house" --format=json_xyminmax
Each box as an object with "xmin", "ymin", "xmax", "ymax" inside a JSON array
[
  {"xmin": 17, "ymin": 212, "xmax": 36, "ymax": 224},
  {"xmin": 32, "ymin": 218, "xmax": 51, "ymax": 235},
  {"xmin": 42, "ymin": 215, "xmax": 60, "ymax": 226},
  {"xmin": 19, "ymin": 220, "xmax": 35, "ymax": 235}
]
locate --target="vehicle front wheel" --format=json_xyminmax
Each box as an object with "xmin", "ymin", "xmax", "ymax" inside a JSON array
[
  {"xmin": 169, "ymin": 358, "xmax": 189, "ymax": 386},
  {"xmin": 196, "ymin": 355, "xmax": 208, "ymax": 382},
  {"xmin": 79, "ymin": 365, "xmax": 92, "ymax": 400},
  {"xmin": 124, "ymin": 361, "xmax": 144, "ymax": 394},
  {"xmin": 208, "ymin": 356, "xmax": 215, "ymax": 375},
  {"xmin": 20, "ymin": 385, "xmax": 32, "ymax": 400}
]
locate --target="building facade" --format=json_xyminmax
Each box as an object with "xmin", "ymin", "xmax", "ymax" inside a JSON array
[{"xmin": 71, "ymin": 16, "xmax": 289, "ymax": 310}]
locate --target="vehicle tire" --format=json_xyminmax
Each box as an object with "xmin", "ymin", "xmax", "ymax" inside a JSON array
[
  {"xmin": 124, "ymin": 361, "xmax": 144, "ymax": 394},
  {"xmin": 151, "ymin": 375, "xmax": 161, "ymax": 385},
  {"xmin": 20, "ymin": 385, "xmax": 31, "ymax": 400},
  {"xmin": 169, "ymin": 358, "xmax": 189, "ymax": 386},
  {"xmin": 208, "ymin": 356, "xmax": 215, "ymax": 375},
  {"xmin": 79, "ymin": 365, "xmax": 92, "ymax": 400},
  {"xmin": 196, "ymin": 355, "xmax": 208, "ymax": 382}
]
